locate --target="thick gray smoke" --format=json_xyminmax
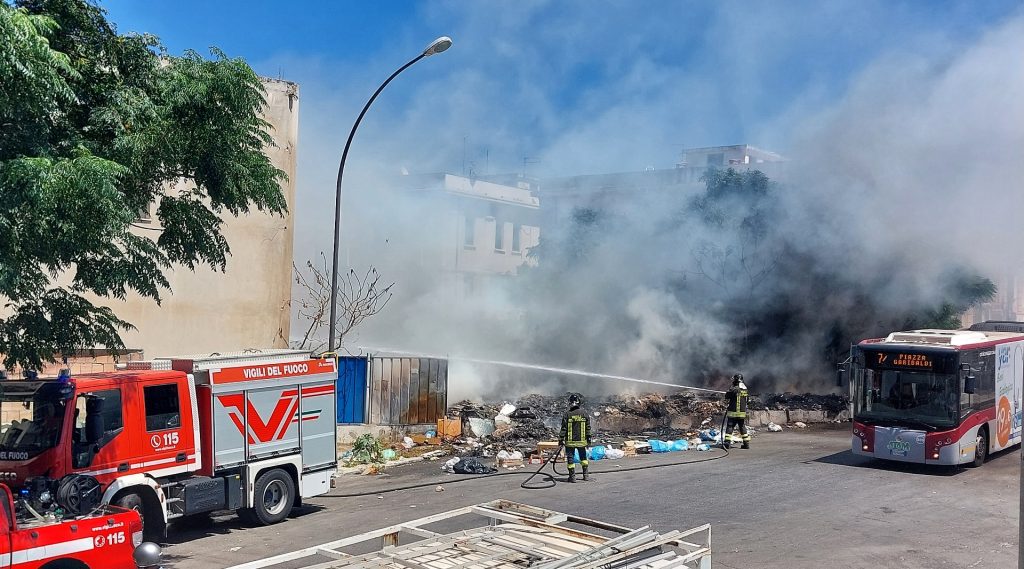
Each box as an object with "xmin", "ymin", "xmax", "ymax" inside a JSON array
[{"xmin": 283, "ymin": 4, "xmax": 1024, "ymax": 400}]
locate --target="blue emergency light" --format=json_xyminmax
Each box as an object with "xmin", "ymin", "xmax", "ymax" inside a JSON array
[{"xmin": 58, "ymin": 369, "xmax": 71, "ymax": 383}]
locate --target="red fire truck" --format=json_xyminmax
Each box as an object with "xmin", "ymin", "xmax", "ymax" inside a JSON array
[
  {"xmin": 0, "ymin": 482, "xmax": 158, "ymax": 568},
  {"xmin": 0, "ymin": 350, "xmax": 337, "ymax": 539},
  {"xmin": 842, "ymin": 321, "xmax": 1023, "ymax": 466}
]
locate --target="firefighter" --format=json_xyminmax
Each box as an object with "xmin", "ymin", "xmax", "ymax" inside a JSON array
[
  {"xmin": 559, "ymin": 392, "xmax": 591, "ymax": 482},
  {"xmin": 723, "ymin": 373, "xmax": 751, "ymax": 449}
]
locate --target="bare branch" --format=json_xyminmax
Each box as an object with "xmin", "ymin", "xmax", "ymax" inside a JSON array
[{"xmin": 291, "ymin": 254, "xmax": 395, "ymax": 351}]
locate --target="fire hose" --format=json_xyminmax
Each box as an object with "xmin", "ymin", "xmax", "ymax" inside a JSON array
[{"xmin": 326, "ymin": 438, "xmax": 731, "ymax": 497}]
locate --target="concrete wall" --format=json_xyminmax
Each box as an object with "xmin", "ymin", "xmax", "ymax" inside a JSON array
[
  {"xmin": 593, "ymin": 409, "xmax": 850, "ymax": 434},
  {"xmin": 97, "ymin": 78, "xmax": 299, "ymax": 356}
]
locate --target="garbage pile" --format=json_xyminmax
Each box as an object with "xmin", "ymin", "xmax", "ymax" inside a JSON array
[
  {"xmin": 750, "ymin": 392, "xmax": 848, "ymax": 414},
  {"xmin": 339, "ymin": 390, "xmax": 850, "ymax": 476},
  {"xmin": 449, "ymin": 392, "xmax": 732, "ymax": 442}
]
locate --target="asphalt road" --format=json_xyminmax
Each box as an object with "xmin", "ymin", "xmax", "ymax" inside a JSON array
[{"xmin": 162, "ymin": 425, "xmax": 1019, "ymax": 569}]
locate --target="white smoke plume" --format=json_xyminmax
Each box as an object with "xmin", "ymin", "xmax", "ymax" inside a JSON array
[{"xmin": 276, "ymin": 2, "xmax": 1024, "ymax": 398}]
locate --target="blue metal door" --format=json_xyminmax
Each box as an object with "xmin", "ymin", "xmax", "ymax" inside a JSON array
[{"xmin": 336, "ymin": 356, "xmax": 368, "ymax": 424}]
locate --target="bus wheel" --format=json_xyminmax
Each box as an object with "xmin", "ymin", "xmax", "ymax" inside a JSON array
[{"xmin": 970, "ymin": 427, "xmax": 988, "ymax": 468}]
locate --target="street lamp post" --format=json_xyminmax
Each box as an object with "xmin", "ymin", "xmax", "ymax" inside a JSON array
[{"xmin": 327, "ymin": 36, "xmax": 453, "ymax": 353}]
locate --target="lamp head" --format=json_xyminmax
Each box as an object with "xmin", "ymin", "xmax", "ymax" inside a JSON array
[{"xmin": 423, "ymin": 36, "xmax": 453, "ymax": 56}]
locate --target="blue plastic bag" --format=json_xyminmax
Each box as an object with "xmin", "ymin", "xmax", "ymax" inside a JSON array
[
  {"xmin": 649, "ymin": 439, "xmax": 670, "ymax": 453},
  {"xmin": 588, "ymin": 446, "xmax": 606, "ymax": 460},
  {"xmin": 671, "ymin": 439, "xmax": 690, "ymax": 451},
  {"xmin": 699, "ymin": 429, "xmax": 719, "ymax": 442}
]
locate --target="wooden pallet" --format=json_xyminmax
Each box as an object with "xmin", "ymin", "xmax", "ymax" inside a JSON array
[{"xmin": 228, "ymin": 500, "xmax": 711, "ymax": 569}]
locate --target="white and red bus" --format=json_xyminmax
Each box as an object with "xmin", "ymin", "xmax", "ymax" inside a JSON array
[{"xmin": 844, "ymin": 321, "xmax": 1023, "ymax": 466}]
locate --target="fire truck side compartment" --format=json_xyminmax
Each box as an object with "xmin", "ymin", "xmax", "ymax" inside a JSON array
[
  {"xmin": 182, "ymin": 476, "xmax": 225, "ymax": 515},
  {"xmin": 178, "ymin": 473, "xmax": 243, "ymax": 515}
]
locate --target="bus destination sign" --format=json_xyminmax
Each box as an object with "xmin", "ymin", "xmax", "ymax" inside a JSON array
[
  {"xmin": 869, "ymin": 351, "xmax": 944, "ymax": 371},
  {"xmin": 891, "ymin": 353, "xmax": 932, "ymax": 369}
]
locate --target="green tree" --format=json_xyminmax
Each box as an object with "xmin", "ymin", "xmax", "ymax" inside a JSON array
[{"xmin": 0, "ymin": 0, "xmax": 287, "ymax": 369}]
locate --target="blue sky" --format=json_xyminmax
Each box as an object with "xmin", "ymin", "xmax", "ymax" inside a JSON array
[
  {"xmin": 101, "ymin": 1, "xmax": 1019, "ymax": 171},
  {"xmin": 100, "ymin": 1, "xmax": 1024, "ymax": 259}
]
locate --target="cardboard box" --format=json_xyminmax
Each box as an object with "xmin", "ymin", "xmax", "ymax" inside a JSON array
[
  {"xmin": 437, "ymin": 417, "xmax": 461, "ymax": 439},
  {"xmin": 536, "ymin": 441, "xmax": 564, "ymax": 462},
  {"xmin": 497, "ymin": 458, "xmax": 524, "ymax": 469}
]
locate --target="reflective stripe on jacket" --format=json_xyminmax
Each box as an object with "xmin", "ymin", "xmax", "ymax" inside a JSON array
[
  {"xmin": 725, "ymin": 387, "xmax": 748, "ymax": 418},
  {"xmin": 560, "ymin": 411, "xmax": 590, "ymax": 447}
]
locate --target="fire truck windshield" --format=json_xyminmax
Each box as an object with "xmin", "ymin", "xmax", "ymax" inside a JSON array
[
  {"xmin": 853, "ymin": 368, "xmax": 959, "ymax": 430},
  {"xmin": 0, "ymin": 382, "xmax": 70, "ymax": 457}
]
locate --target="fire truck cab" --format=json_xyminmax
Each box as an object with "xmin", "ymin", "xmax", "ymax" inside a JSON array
[
  {"xmin": 0, "ymin": 350, "xmax": 337, "ymax": 539},
  {"xmin": 0, "ymin": 482, "xmax": 157, "ymax": 569}
]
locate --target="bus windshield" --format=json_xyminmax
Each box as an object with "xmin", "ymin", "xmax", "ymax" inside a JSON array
[
  {"xmin": 0, "ymin": 382, "xmax": 71, "ymax": 458},
  {"xmin": 854, "ymin": 368, "xmax": 959, "ymax": 430}
]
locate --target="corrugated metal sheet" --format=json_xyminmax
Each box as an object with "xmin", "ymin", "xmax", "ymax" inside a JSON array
[
  {"xmin": 369, "ymin": 356, "xmax": 448, "ymax": 425},
  {"xmin": 336, "ymin": 356, "xmax": 368, "ymax": 424}
]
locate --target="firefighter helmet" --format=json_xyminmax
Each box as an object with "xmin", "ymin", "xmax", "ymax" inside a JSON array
[
  {"xmin": 568, "ymin": 392, "xmax": 583, "ymax": 408},
  {"xmin": 732, "ymin": 373, "xmax": 743, "ymax": 386}
]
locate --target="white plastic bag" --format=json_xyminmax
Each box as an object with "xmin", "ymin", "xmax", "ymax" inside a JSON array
[
  {"xmin": 498, "ymin": 403, "xmax": 516, "ymax": 416},
  {"xmin": 767, "ymin": 422, "xmax": 783, "ymax": 432},
  {"xmin": 441, "ymin": 457, "xmax": 461, "ymax": 472},
  {"xmin": 605, "ymin": 448, "xmax": 625, "ymax": 460},
  {"xmin": 468, "ymin": 418, "xmax": 495, "ymax": 437},
  {"xmin": 402, "ymin": 436, "xmax": 416, "ymax": 449}
]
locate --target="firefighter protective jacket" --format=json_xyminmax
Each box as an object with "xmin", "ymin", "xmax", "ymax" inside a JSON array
[
  {"xmin": 725, "ymin": 386, "xmax": 749, "ymax": 418},
  {"xmin": 560, "ymin": 407, "xmax": 591, "ymax": 448}
]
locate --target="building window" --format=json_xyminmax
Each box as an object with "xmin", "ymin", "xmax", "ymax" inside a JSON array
[
  {"xmin": 136, "ymin": 201, "xmax": 153, "ymax": 223},
  {"xmin": 512, "ymin": 224, "xmax": 521, "ymax": 253},
  {"xmin": 144, "ymin": 383, "xmax": 181, "ymax": 431},
  {"xmin": 463, "ymin": 216, "xmax": 475, "ymax": 247},
  {"xmin": 495, "ymin": 220, "xmax": 505, "ymax": 251},
  {"xmin": 707, "ymin": 153, "xmax": 724, "ymax": 167}
]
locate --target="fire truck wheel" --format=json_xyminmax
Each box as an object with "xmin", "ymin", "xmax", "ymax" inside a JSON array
[
  {"xmin": 970, "ymin": 427, "xmax": 988, "ymax": 468},
  {"xmin": 39, "ymin": 560, "xmax": 88, "ymax": 569},
  {"xmin": 244, "ymin": 468, "xmax": 295, "ymax": 526},
  {"xmin": 115, "ymin": 491, "xmax": 162, "ymax": 541}
]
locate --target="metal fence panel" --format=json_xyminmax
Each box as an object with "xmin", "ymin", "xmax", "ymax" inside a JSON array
[
  {"xmin": 369, "ymin": 357, "xmax": 383, "ymax": 424},
  {"xmin": 369, "ymin": 356, "xmax": 448, "ymax": 425},
  {"xmin": 336, "ymin": 356, "xmax": 367, "ymax": 424}
]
